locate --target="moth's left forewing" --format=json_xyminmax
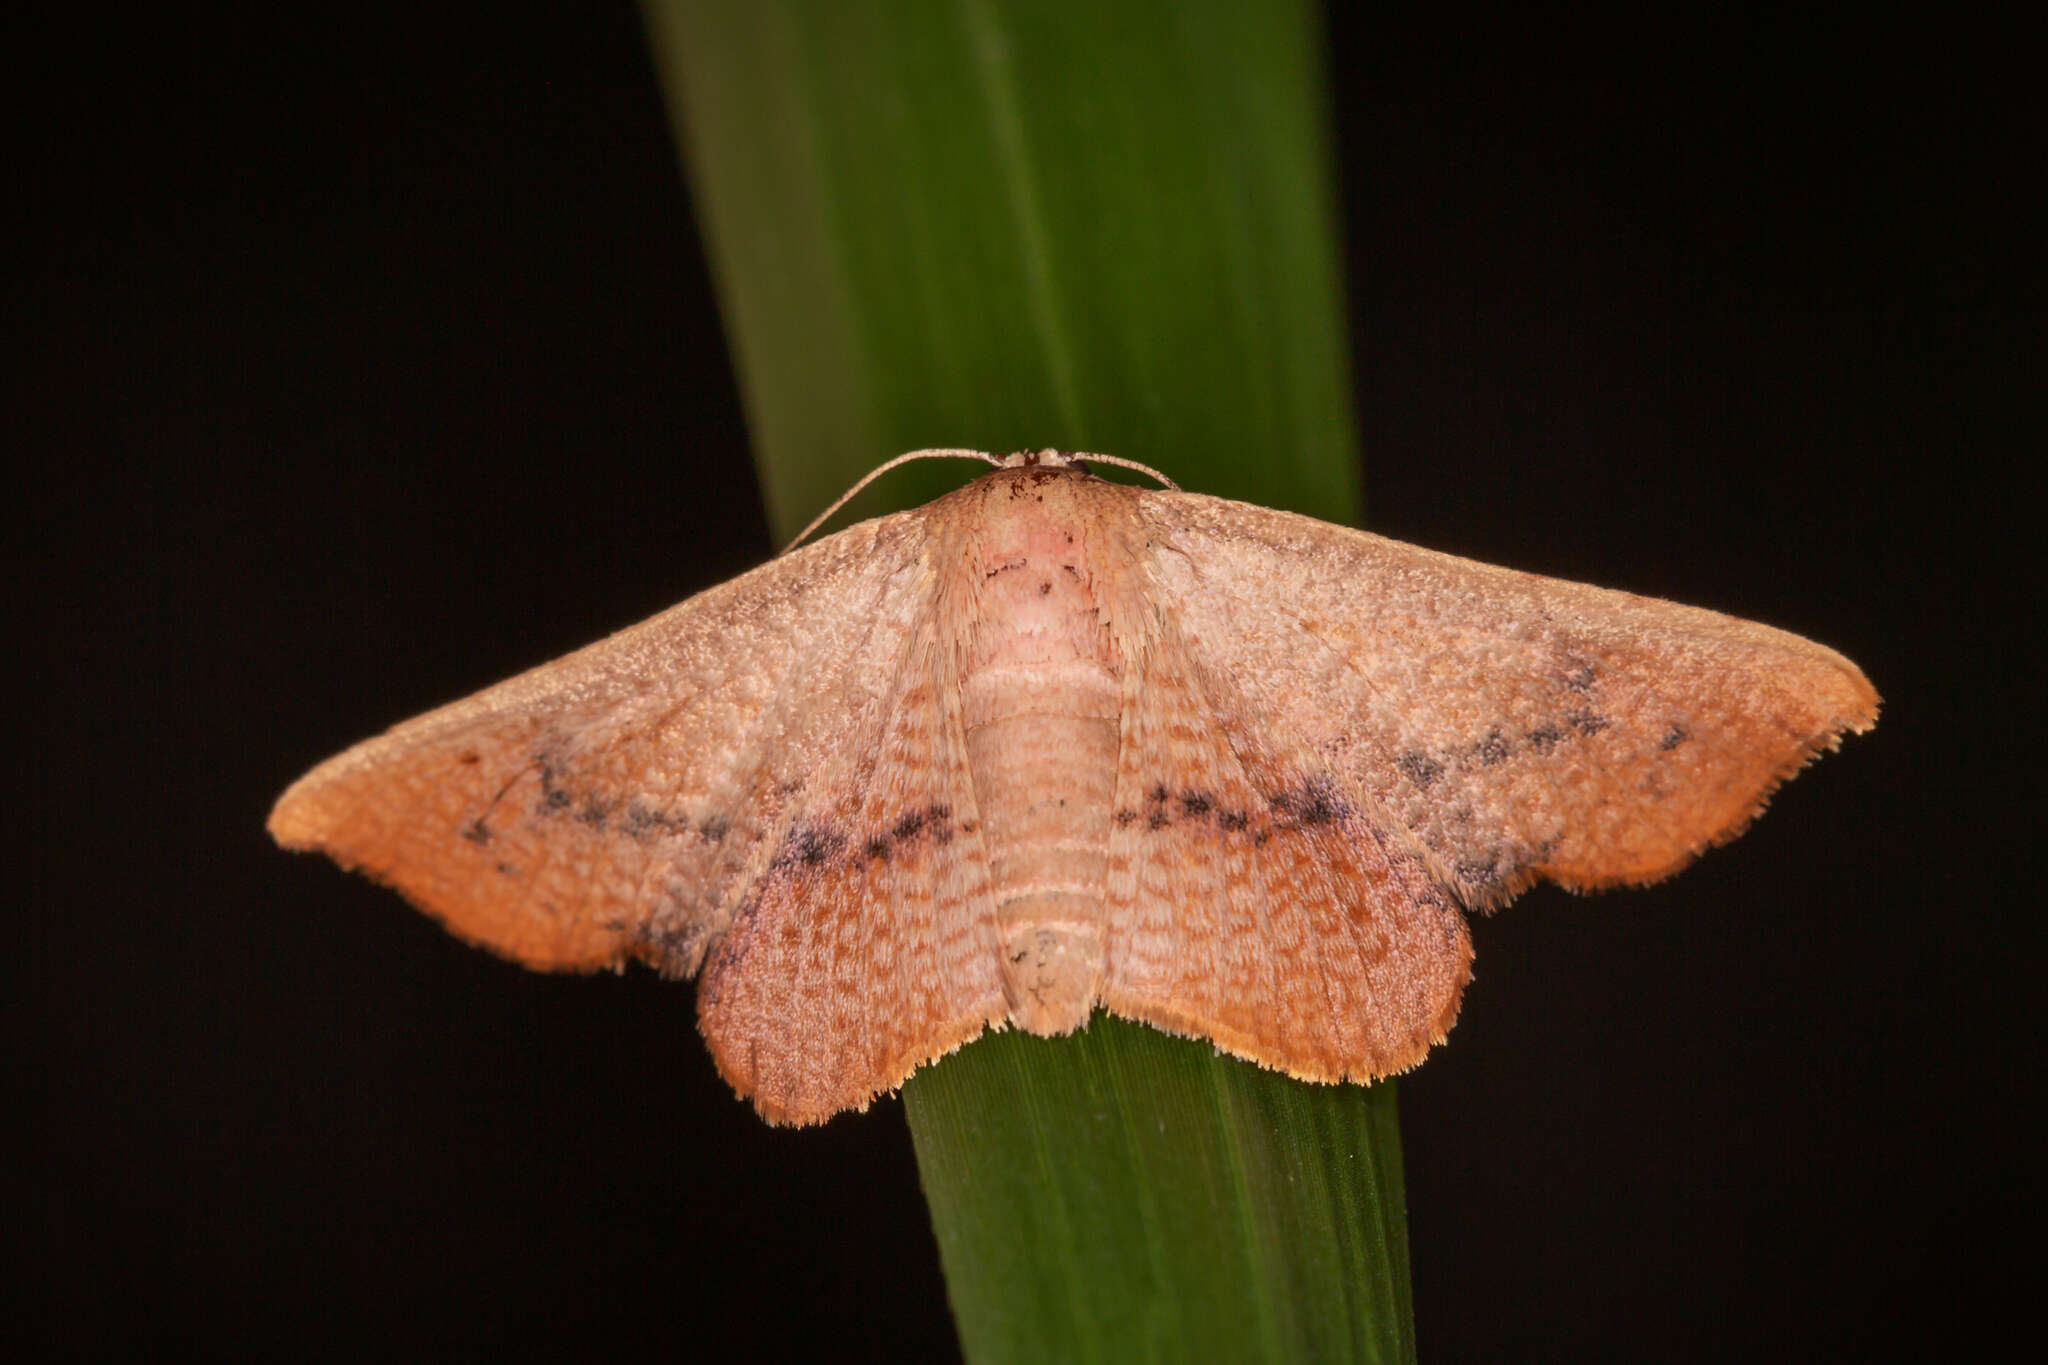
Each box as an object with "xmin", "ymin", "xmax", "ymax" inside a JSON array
[{"xmin": 1134, "ymin": 490, "xmax": 1878, "ymax": 909}]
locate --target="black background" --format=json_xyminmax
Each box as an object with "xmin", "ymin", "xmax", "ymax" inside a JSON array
[{"xmin": 20, "ymin": 4, "xmax": 2038, "ymax": 1360}]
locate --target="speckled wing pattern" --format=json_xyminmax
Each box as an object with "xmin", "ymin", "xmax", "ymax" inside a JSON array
[
  {"xmin": 1078, "ymin": 486, "xmax": 1876, "ymax": 1087},
  {"xmin": 270, "ymin": 508, "xmax": 1007, "ymax": 1121}
]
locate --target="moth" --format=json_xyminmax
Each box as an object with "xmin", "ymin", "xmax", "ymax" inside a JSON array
[{"xmin": 271, "ymin": 449, "xmax": 1877, "ymax": 1124}]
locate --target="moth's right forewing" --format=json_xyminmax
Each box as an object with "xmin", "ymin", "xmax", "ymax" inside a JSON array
[{"xmin": 267, "ymin": 509, "xmax": 934, "ymax": 973}]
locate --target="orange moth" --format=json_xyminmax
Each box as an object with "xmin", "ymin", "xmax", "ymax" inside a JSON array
[{"xmin": 272, "ymin": 451, "xmax": 1876, "ymax": 1124}]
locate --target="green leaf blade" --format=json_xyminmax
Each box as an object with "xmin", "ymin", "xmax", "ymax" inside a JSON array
[
  {"xmin": 906, "ymin": 1020, "xmax": 1413, "ymax": 1365},
  {"xmin": 643, "ymin": 2, "xmax": 1410, "ymax": 1360}
]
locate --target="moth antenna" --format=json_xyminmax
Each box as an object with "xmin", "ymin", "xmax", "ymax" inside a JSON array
[
  {"xmin": 1076, "ymin": 452, "xmax": 1180, "ymax": 490},
  {"xmin": 781, "ymin": 449, "xmax": 1004, "ymax": 553}
]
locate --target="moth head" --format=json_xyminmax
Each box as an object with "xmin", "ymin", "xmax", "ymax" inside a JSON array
[
  {"xmin": 784, "ymin": 449, "xmax": 1178, "ymax": 553},
  {"xmin": 997, "ymin": 449, "xmax": 1083, "ymax": 470}
]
